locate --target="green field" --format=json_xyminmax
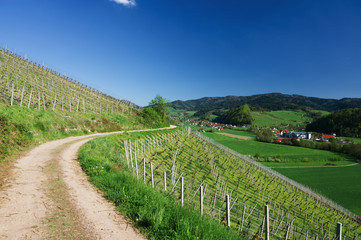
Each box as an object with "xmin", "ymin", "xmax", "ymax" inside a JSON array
[
  {"xmin": 208, "ymin": 114, "xmax": 218, "ymax": 121},
  {"xmin": 168, "ymin": 108, "xmax": 196, "ymax": 119},
  {"xmin": 276, "ymin": 164, "xmax": 361, "ymax": 215},
  {"xmin": 222, "ymin": 129, "xmax": 257, "ymax": 137},
  {"xmin": 251, "ymin": 110, "xmax": 329, "ymax": 128},
  {"xmin": 203, "ymin": 132, "xmax": 355, "ymax": 166},
  {"xmin": 341, "ymin": 137, "xmax": 361, "ymax": 143}
]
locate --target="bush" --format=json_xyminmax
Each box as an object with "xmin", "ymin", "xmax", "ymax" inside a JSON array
[{"xmin": 143, "ymin": 108, "xmax": 167, "ymax": 128}]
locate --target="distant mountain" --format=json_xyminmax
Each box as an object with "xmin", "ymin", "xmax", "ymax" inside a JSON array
[{"xmin": 171, "ymin": 93, "xmax": 361, "ymax": 112}]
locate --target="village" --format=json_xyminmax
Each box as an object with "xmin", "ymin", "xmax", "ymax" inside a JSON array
[{"xmin": 182, "ymin": 119, "xmax": 339, "ymax": 143}]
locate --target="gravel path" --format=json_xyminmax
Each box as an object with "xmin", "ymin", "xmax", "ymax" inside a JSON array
[{"xmin": 0, "ymin": 126, "xmax": 176, "ymax": 239}]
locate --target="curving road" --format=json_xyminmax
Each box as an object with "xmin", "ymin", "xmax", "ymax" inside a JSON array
[{"xmin": 0, "ymin": 126, "xmax": 176, "ymax": 239}]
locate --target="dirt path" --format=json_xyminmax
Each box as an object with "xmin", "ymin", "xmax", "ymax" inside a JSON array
[
  {"xmin": 0, "ymin": 126, "xmax": 176, "ymax": 239},
  {"xmin": 215, "ymin": 132, "xmax": 256, "ymax": 140}
]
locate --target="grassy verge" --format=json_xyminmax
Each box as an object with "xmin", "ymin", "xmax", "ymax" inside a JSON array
[
  {"xmin": 0, "ymin": 103, "xmax": 155, "ymax": 162},
  {"xmin": 78, "ymin": 132, "xmax": 243, "ymax": 240}
]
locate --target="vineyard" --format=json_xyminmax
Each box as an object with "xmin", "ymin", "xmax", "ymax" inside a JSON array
[
  {"xmin": 0, "ymin": 47, "xmax": 140, "ymax": 114},
  {"xmin": 108, "ymin": 128, "xmax": 361, "ymax": 239},
  {"xmin": 2, "ymin": 46, "xmax": 360, "ymax": 239}
]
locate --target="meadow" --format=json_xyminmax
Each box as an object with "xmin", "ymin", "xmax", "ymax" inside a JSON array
[
  {"xmin": 168, "ymin": 108, "xmax": 196, "ymax": 119},
  {"xmin": 276, "ymin": 165, "xmax": 361, "ymax": 215},
  {"xmin": 342, "ymin": 137, "xmax": 361, "ymax": 143},
  {"xmin": 222, "ymin": 129, "xmax": 257, "ymax": 137},
  {"xmin": 251, "ymin": 110, "xmax": 329, "ymax": 128},
  {"xmin": 203, "ymin": 132, "xmax": 354, "ymax": 166}
]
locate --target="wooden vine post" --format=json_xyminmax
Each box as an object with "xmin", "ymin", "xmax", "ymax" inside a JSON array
[
  {"xmin": 336, "ymin": 222, "xmax": 342, "ymax": 240},
  {"xmin": 200, "ymin": 185, "xmax": 204, "ymax": 216},
  {"xmin": 181, "ymin": 177, "xmax": 184, "ymax": 207},
  {"xmin": 10, "ymin": 83, "xmax": 14, "ymax": 106},
  {"xmin": 226, "ymin": 194, "xmax": 230, "ymax": 227},
  {"xmin": 265, "ymin": 205, "xmax": 270, "ymax": 240},
  {"xmin": 143, "ymin": 158, "xmax": 146, "ymax": 183},
  {"xmin": 164, "ymin": 171, "xmax": 167, "ymax": 192},
  {"xmin": 240, "ymin": 205, "xmax": 246, "ymax": 232},
  {"xmin": 28, "ymin": 90, "xmax": 32, "ymax": 108},
  {"xmin": 151, "ymin": 162, "xmax": 154, "ymax": 188}
]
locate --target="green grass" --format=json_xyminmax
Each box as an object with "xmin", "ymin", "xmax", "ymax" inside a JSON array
[
  {"xmin": 222, "ymin": 129, "xmax": 256, "ymax": 137},
  {"xmin": 203, "ymin": 132, "xmax": 354, "ymax": 166},
  {"xmin": 78, "ymin": 133, "xmax": 243, "ymax": 240},
  {"xmin": 264, "ymin": 161, "xmax": 354, "ymax": 167},
  {"xmin": 186, "ymin": 111, "xmax": 196, "ymax": 117},
  {"xmin": 275, "ymin": 164, "xmax": 361, "ymax": 215},
  {"xmin": 209, "ymin": 114, "xmax": 218, "ymax": 121},
  {"xmin": 341, "ymin": 137, "xmax": 361, "ymax": 143},
  {"xmin": 168, "ymin": 108, "xmax": 197, "ymax": 119},
  {"xmin": 252, "ymin": 110, "xmax": 324, "ymax": 128},
  {"xmin": 310, "ymin": 109, "xmax": 330, "ymax": 117},
  {"xmin": 0, "ymin": 103, "xmax": 150, "ymax": 161}
]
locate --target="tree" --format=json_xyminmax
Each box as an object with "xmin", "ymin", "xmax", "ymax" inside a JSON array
[
  {"xmin": 144, "ymin": 95, "xmax": 171, "ymax": 126},
  {"xmin": 149, "ymin": 95, "xmax": 171, "ymax": 116},
  {"xmin": 215, "ymin": 104, "xmax": 253, "ymax": 126}
]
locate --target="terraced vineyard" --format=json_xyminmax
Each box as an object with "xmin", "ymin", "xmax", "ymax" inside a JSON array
[
  {"xmin": 116, "ymin": 128, "xmax": 361, "ymax": 239},
  {"xmin": 0, "ymin": 48, "xmax": 140, "ymax": 113}
]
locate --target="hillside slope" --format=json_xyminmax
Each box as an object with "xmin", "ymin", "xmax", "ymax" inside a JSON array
[
  {"xmin": 306, "ymin": 108, "xmax": 361, "ymax": 137},
  {"xmin": 0, "ymin": 48, "xmax": 166, "ymax": 162},
  {"xmin": 172, "ymin": 93, "xmax": 361, "ymax": 112},
  {"xmin": 0, "ymin": 48, "xmax": 139, "ymax": 113}
]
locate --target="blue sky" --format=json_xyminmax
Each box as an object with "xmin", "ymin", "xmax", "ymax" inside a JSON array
[{"xmin": 1, "ymin": 0, "xmax": 361, "ymax": 106}]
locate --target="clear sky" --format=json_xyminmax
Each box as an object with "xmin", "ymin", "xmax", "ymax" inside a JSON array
[{"xmin": 1, "ymin": 0, "xmax": 361, "ymax": 106}]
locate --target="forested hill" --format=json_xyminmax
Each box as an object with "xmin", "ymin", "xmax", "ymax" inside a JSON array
[
  {"xmin": 306, "ymin": 108, "xmax": 361, "ymax": 137},
  {"xmin": 171, "ymin": 93, "xmax": 361, "ymax": 112}
]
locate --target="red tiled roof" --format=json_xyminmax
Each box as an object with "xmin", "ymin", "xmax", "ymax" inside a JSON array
[{"xmin": 322, "ymin": 134, "xmax": 334, "ymax": 138}]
